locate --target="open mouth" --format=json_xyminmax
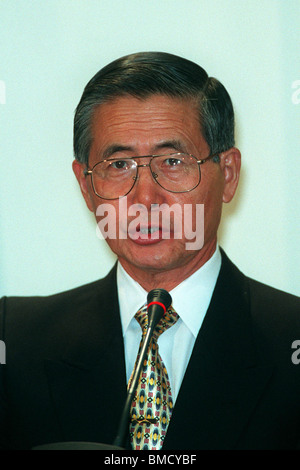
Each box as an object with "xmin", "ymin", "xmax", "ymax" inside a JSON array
[
  {"xmin": 128, "ymin": 224, "xmax": 163, "ymax": 243},
  {"xmin": 138, "ymin": 226, "xmax": 160, "ymax": 236}
]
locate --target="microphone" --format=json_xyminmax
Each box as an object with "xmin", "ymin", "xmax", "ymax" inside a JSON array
[
  {"xmin": 33, "ymin": 288, "xmax": 172, "ymax": 450},
  {"xmin": 146, "ymin": 288, "xmax": 172, "ymax": 333},
  {"xmin": 113, "ymin": 288, "xmax": 172, "ymax": 448}
]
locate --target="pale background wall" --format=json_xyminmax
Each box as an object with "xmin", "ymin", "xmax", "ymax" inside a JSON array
[{"xmin": 0, "ymin": 0, "xmax": 299, "ymax": 297}]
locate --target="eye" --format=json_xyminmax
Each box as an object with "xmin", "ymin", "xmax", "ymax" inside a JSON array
[
  {"xmin": 94, "ymin": 158, "xmax": 135, "ymax": 179},
  {"xmin": 160, "ymin": 156, "xmax": 186, "ymax": 169},
  {"xmin": 109, "ymin": 159, "xmax": 132, "ymax": 170},
  {"xmin": 164, "ymin": 157, "xmax": 183, "ymax": 166}
]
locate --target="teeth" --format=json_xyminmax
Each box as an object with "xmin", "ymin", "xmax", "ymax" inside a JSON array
[{"xmin": 140, "ymin": 227, "xmax": 159, "ymax": 234}]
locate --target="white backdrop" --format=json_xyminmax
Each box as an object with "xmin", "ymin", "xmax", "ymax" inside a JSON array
[{"xmin": 0, "ymin": 0, "xmax": 299, "ymax": 297}]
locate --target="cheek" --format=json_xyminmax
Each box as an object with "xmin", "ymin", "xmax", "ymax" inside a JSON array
[
  {"xmin": 83, "ymin": 177, "xmax": 100, "ymax": 212},
  {"xmin": 186, "ymin": 176, "xmax": 224, "ymax": 228},
  {"xmin": 202, "ymin": 189, "xmax": 224, "ymax": 238},
  {"xmin": 93, "ymin": 199, "xmax": 141, "ymax": 239},
  {"xmin": 93, "ymin": 201, "xmax": 120, "ymax": 240}
]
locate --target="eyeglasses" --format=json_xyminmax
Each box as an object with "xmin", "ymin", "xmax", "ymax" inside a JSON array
[{"xmin": 84, "ymin": 152, "xmax": 219, "ymax": 200}]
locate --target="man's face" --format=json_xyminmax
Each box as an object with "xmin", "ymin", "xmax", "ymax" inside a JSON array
[{"xmin": 73, "ymin": 95, "xmax": 240, "ymax": 284}]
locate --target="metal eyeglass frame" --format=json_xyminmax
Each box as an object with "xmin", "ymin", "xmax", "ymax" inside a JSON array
[{"xmin": 83, "ymin": 152, "xmax": 219, "ymax": 200}]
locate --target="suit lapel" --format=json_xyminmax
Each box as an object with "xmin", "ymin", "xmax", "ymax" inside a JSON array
[
  {"xmin": 44, "ymin": 265, "xmax": 128, "ymax": 446},
  {"xmin": 164, "ymin": 251, "xmax": 274, "ymax": 449}
]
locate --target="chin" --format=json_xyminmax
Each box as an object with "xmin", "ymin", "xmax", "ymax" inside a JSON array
[{"xmin": 122, "ymin": 248, "xmax": 192, "ymax": 275}]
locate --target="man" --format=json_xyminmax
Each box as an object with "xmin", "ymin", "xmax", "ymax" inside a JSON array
[{"xmin": 0, "ymin": 52, "xmax": 299, "ymax": 450}]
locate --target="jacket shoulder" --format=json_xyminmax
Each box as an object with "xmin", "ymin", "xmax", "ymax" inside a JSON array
[
  {"xmin": 220, "ymin": 251, "xmax": 299, "ymax": 354},
  {"xmin": 220, "ymin": 249, "xmax": 299, "ymax": 318},
  {"xmin": 247, "ymin": 276, "xmax": 299, "ymax": 318},
  {"xmin": 0, "ymin": 266, "xmax": 117, "ymax": 340},
  {"xmin": 245, "ymin": 276, "xmax": 300, "ymax": 361}
]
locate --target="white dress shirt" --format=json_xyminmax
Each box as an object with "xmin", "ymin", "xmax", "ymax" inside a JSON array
[{"xmin": 117, "ymin": 247, "xmax": 221, "ymax": 403}]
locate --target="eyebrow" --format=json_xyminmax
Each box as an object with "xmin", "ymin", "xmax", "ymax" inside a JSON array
[
  {"xmin": 155, "ymin": 139, "xmax": 188, "ymax": 153},
  {"xmin": 101, "ymin": 139, "xmax": 189, "ymax": 160},
  {"xmin": 102, "ymin": 144, "xmax": 133, "ymax": 160}
]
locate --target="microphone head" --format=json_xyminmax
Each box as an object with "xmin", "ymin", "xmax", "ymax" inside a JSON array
[
  {"xmin": 146, "ymin": 289, "xmax": 172, "ymax": 330},
  {"xmin": 147, "ymin": 288, "xmax": 172, "ymax": 310}
]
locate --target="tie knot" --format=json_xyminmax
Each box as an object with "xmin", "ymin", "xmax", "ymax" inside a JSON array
[{"xmin": 134, "ymin": 305, "xmax": 179, "ymax": 341}]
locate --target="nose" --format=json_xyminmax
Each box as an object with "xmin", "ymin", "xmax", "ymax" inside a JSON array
[{"xmin": 130, "ymin": 163, "xmax": 164, "ymax": 208}]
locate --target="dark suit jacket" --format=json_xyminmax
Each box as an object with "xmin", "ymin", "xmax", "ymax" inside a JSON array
[{"xmin": 0, "ymin": 251, "xmax": 299, "ymax": 450}]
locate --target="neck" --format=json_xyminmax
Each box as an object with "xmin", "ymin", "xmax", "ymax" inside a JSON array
[{"xmin": 119, "ymin": 240, "xmax": 217, "ymax": 292}]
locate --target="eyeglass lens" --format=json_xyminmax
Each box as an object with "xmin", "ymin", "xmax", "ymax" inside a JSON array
[{"xmin": 91, "ymin": 154, "xmax": 201, "ymax": 199}]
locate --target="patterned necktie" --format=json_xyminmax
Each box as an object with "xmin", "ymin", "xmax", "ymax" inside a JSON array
[{"xmin": 129, "ymin": 304, "xmax": 179, "ymax": 450}]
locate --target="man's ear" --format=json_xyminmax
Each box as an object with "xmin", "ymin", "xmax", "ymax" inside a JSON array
[
  {"xmin": 72, "ymin": 159, "xmax": 94, "ymax": 212},
  {"xmin": 219, "ymin": 147, "xmax": 241, "ymax": 203}
]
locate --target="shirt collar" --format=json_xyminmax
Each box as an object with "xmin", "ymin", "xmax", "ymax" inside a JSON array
[
  {"xmin": 117, "ymin": 264, "xmax": 147, "ymax": 337},
  {"xmin": 169, "ymin": 247, "xmax": 221, "ymax": 337},
  {"xmin": 117, "ymin": 246, "xmax": 221, "ymax": 338}
]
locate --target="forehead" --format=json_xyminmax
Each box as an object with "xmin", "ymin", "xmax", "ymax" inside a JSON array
[{"xmin": 90, "ymin": 94, "xmax": 208, "ymax": 159}]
